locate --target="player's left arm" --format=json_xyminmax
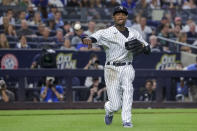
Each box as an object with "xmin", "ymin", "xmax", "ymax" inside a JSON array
[{"xmin": 133, "ymin": 29, "xmax": 151, "ymax": 55}]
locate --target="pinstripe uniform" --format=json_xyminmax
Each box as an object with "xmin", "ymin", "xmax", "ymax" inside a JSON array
[{"xmin": 91, "ymin": 26, "xmax": 149, "ymax": 123}]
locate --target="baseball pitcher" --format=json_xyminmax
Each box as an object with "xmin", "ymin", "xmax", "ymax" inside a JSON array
[{"xmin": 82, "ymin": 6, "xmax": 151, "ymax": 128}]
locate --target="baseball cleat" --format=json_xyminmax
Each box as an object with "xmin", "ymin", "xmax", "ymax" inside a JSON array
[
  {"xmin": 104, "ymin": 115, "xmax": 113, "ymax": 125},
  {"xmin": 123, "ymin": 122, "xmax": 133, "ymax": 128}
]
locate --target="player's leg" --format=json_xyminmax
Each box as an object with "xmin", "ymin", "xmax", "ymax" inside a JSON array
[
  {"xmin": 104, "ymin": 67, "xmax": 122, "ymax": 114},
  {"xmin": 121, "ymin": 65, "xmax": 135, "ymax": 125}
]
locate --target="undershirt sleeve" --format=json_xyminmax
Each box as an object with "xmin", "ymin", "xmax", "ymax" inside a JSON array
[{"xmin": 90, "ymin": 37, "xmax": 97, "ymax": 43}]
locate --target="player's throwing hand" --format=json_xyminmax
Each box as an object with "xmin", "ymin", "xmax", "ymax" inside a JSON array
[{"xmin": 82, "ymin": 38, "xmax": 92, "ymax": 49}]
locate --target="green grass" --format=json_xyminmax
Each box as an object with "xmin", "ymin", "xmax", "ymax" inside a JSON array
[{"xmin": 0, "ymin": 109, "xmax": 197, "ymax": 131}]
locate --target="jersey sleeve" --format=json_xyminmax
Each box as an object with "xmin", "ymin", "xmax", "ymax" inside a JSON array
[
  {"xmin": 132, "ymin": 29, "xmax": 149, "ymax": 46},
  {"xmin": 90, "ymin": 29, "xmax": 103, "ymax": 45}
]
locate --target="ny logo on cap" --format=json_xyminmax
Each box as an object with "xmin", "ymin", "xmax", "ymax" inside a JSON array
[{"xmin": 119, "ymin": 6, "xmax": 123, "ymax": 10}]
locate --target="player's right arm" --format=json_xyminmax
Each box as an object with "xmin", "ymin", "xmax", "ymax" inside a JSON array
[{"xmin": 81, "ymin": 29, "xmax": 103, "ymax": 48}]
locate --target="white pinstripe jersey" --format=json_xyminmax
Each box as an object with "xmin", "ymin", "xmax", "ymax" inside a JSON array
[{"xmin": 91, "ymin": 26, "xmax": 149, "ymax": 63}]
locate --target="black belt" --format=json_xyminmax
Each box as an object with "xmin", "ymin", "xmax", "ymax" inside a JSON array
[{"xmin": 106, "ymin": 62, "xmax": 132, "ymax": 66}]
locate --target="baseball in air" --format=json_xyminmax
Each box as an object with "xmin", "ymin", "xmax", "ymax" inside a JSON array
[{"xmin": 74, "ymin": 23, "xmax": 81, "ymax": 30}]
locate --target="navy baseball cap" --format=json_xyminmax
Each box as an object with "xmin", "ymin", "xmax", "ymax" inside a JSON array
[{"xmin": 113, "ymin": 6, "xmax": 128, "ymax": 16}]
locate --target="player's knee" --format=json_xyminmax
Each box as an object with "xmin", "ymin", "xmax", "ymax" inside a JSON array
[{"xmin": 111, "ymin": 103, "xmax": 121, "ymax": 111}]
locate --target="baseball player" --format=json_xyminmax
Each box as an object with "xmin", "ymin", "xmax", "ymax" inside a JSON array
[{"xmin": 82, "ymin": 6, "xmax": 151, "ymax": 128}]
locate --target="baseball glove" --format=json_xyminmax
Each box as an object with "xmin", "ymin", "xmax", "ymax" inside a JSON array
[{"xmin": 125, "ymin": 39, "xmax": 150, "ymax": 56}]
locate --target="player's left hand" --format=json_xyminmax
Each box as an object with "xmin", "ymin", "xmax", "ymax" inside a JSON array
[{"xmin": 125, "ymin": 39, "xmax": 150, "ymax": 56}]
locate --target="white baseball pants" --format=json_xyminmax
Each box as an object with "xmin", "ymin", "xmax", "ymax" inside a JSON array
[{"xmin": 104, "ymin": 64, "xmax": 135, "ymax": 123}]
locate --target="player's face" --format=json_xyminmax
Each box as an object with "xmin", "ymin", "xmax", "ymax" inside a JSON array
[{"xmin": 113, "ymin": 12, "xmax": 127, "ymax": 26}]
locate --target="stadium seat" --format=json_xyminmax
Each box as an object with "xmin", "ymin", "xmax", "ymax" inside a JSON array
[
  {"xmin": 9, "ymin": 42, "xmax": 17, "ymax": 48},
  {"xmin": 7, "ymin": 36, "xmax": 18, "ymax": 42}
]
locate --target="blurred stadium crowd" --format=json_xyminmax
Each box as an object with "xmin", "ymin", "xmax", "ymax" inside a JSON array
[{"xmin": 0, "ymin": 0, "xmax": 197, "ymax": 53}]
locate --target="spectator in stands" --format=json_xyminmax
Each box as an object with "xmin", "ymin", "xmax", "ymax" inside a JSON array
[
  {"xmin": 95, "ymin": 0, "xmax": 104, "ymax": 8},
  {"xmin": 172, "ymin": 16, "xmax": 184, "ymax": 30},
  {"xmin": 87, "ymin": 1, "xmax": 101, "ymax": 20},
  {"xmin": 48, "ymin": 0, "xmax": 64, "ymax": 7},
  {"xmin": 161, "ymin": 0, "xmax": 181, "ymax": 8},
  {"xmin": 132, "ymin": 16, "xmax": 152, "ymax": 41},
  {"xmin": 192, "ymin": 40, "xmax": 197, "ymax": 53},
  {"xmin": 182, "ymin": 18, "xmax": 195, "ymax": 32},
  {"xmin": 71, "ymin": 23, "xmax": 86, "ymax": 49},
  {"xmin": 121, "ymin": 0, "xmax": 136, "ymax": 14},
  {"xmin": 0, "ymin": 17, "xmax": 9, "ymax": 31},
  {"xmin": 32, "ymin": 0, "xmax": 48, "ymax": 7},
  {"xmin": 177, "ymin": 32, "xmax": 191, "ymax": 53},
  {"xmin": 17, "ymin": 20, "xmax": 35, "ymax": 37},
  {"xmin": 0, "ymin": 33, "xmax": 9, "ymax": 48},
  {"xmin": 132, "ymin": 13, "xmax": 141, "ymax": 26},
  {"xmin": 19, "ymin": 0, "xmax": 32, "ymax": 7},
  {"xmin": 47, "ymin": 18, "xmax": 56, "ymax": 31},
  {"xmin": 1, "ymin": 0, "xmax": 18, "ymax": 5},
  {"xmin": 182, "ymin": 0, "xmax": 196, "ymax": 9},
  {"xmin": 157, "ymin": 16, "xmax": 168, "ymax": 33},
  {"xmin": 165, "ymin": 62, "xmax": 184, "ymax": 70},
  {"xmin": 55, "ymin": 28, "xmax": 64, "ymax": 45},
  {"xmin": 149, "ymin": 0, "xmax": 161, "ymax": 9},
  {"xmin": 186, "ymin": 22, "xmax": 197, "ymax": 38},
  {"xmin": 5, "ymin": 9, "xmax": 15, "ymax": 25},
  {"xmin": 54, "ymin": 11, "xmax": 64, "ymax": 29},
  {"xmin": 136, "ymin": 0, "xmax": 149, "ymax": 9},
  {"xmin": 172, "ymin": 25, "xmax": 181, "ymax": 38},
  {"xmin": 41, "ymin": 27, "xmax": 51, "ymax": 40},
  {"xmin": 63, "ymin": 21, "xmax": 74, "ymax": 39},
  {"xmin": 184, "ymin": 57, "xmax": 197, "ymax": 102},
  {"xmin": 16, "ymin": 35, "xmax": 29, "ymax": 49},
  {"xmin": 84, "ymin": 53, "xmax": 104, "ymax": 87},
  {"xmin": 0, "ymin": 9, "xmax": 15, "ymax": 26},
  {"xmin": 36, "ymin": 23, "xmax": 46, "ymax": 36},
  {"xmin": 48, "ymin": 5, "xmax": 57, "ymax": 20},
  {"xmin": 139, "ymin": 79, "xmax": 156, "ymax": 101},
  {"xmin": 29, "ymin": 12, "xmax": 43, "ymax": 26},
  {"xmin": 16, "ymin": 11, "xmax": 27, "ymax": 24},
  {"xmin": 60, "ymin": 37, "xmax": 76, "ymax": 51},
  {"xmin": 84, "ymin": 21, "xmax": 96, "ymax": 36},
  {"xmin": 164, "ymin": 13, "xmax": 173, "ymax": 28},
  {"xmin": 176, "ymin": 77, "xmax": 188, "ymax": 101},
  {"xmin": 175, "ymin": 62, "xmax": 184, "ymax": 70},
  {"xmin": 67, "ymin": 0, "xmax": 80, "ymax": 7},
  {"xmin": 40, "ymin": 77, "xmax": 64, "ymax": 102},
  {"xmin": 158, "ymin": 24, "xmax": 172, "ymax": 50},
  {"xmin": 184, "ymin": 57, "xmax": 197, "ymax": 70},
  {"xmin": 0, "ymin": 80, "xmax": 15, "ymax": 102},
  {"xmin": 5, "ymin": 24, "xmax": 17, "ymax": 37},
  {"xmin": 81, "ymin": 0, "xmax": 91, "ymax": 7},
  {"xmin": 105, "ymin": 0, "xmax": 120, "ymax": 7},
  {"xmin": 26, "ymin": 4, "xmax": 36, "ymax": 21},
  {"xmin": 149, "ymin": 35, "xmax": 161, "ymax": 53},
  {"xmin": 163, "ymin": 44, "xmax": 171, "ymax": 53},
  {"xmin": 121, "ymin": 0, "xmax": 136, "ymax": 9},
  {"xmin": 87, "ymin": 77, "xmax": 106, "ymax": 102}
]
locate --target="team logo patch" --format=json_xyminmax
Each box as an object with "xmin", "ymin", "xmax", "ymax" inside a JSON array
[{"xmin": 1, "ymin": 54, "xmax": 18, "ymax": 69}]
